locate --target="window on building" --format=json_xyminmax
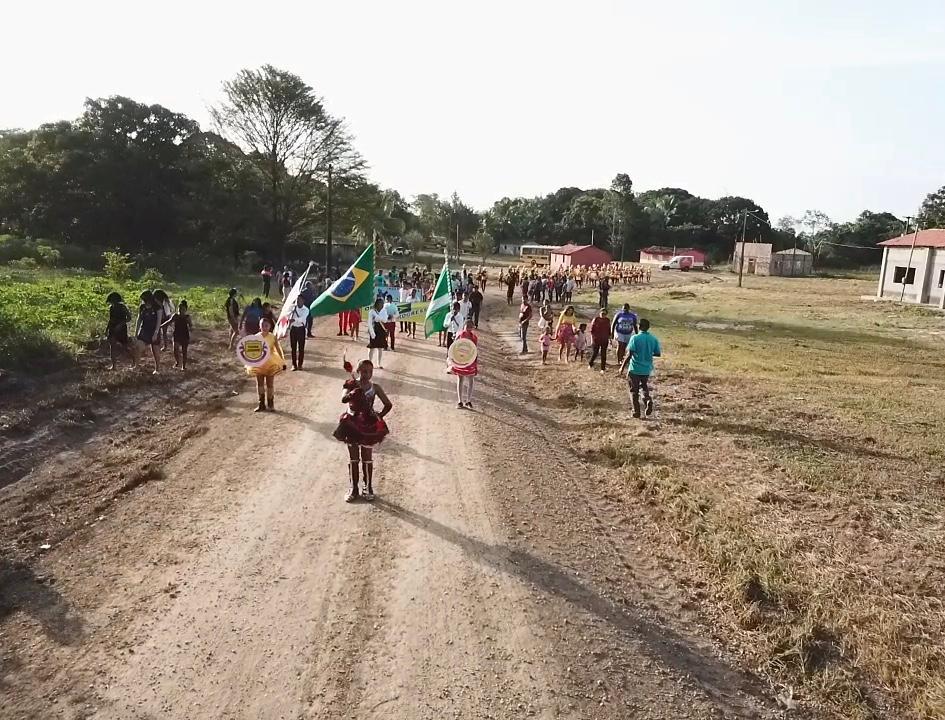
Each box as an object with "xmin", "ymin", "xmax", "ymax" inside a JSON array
[
  {"xmin": 893, "ymin": 266, "xmax": 916, "ymax": 285},
  {"xmin": 939, "ymin": 269, "xmax": 945, "ymax": 289}
]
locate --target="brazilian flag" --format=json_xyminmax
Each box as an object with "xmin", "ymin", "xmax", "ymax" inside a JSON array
[{"xmin": 309, "ymin": 243, "xmax": 376, "ymax": 318}]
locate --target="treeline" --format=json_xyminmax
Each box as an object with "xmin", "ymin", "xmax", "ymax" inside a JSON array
[{"xmin": 1, "ymin": 63, "xmax": 943, "ymax": 271}]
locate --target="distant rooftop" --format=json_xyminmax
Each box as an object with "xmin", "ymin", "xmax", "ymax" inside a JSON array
[{"xmin": 878, "ymin": 229, "xmax": 945, "ymax": 249}]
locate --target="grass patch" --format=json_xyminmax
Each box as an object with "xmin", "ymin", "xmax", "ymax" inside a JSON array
[
  {"xmin": 570, "ymin": 272, "xmax": 945, "ymax": 718},
  {"xmin": 0, "ymin": 268, "xmax": 234, "ymax": 374}
]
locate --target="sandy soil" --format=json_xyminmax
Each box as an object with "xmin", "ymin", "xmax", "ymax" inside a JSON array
[{"xmin": 1, "ymin": 289, "xmax": 785, "ymax": 719}]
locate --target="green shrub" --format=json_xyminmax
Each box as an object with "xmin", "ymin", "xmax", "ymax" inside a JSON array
[
  {"xmin": 8, "ymin": 256, "xmax": 38, "ymax": 269},
  {"xmin": 36, "ymin": 245, "xmax": 62, "ymax": 267},
  {"xmin": 139, "ymin": 267, "xmax": 166, "ymax": 287},
  {"xmin": 103, "ymin": 251, "xmax": 135, "ymax": 282},
  {"xmin": 0, "ymin": 306, "xmax": 73, "ymax": 372}
]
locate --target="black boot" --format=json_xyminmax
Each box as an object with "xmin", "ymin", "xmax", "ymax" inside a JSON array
[
  {"xmin": 361, "ymin": 460, "xmax": 374, "ymax": 500},
  {"xmin": 254, "ymin": 396, "xmax": 265, "ymax": 413},
  {"xmin": 266, "ymin": 394, "xmax": 274, "ymax": 412},
  {"xmin": 345, "ymin": 462, "xmax": 360, "ymax": 502}
]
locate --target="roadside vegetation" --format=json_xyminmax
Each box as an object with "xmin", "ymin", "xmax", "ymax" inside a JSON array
[
  {"xmin": 0, "ymin": 265, "xmax": 231, "ymax": 373},
  {"xmin": 557, "ymin": 273, "xmax": 945, "ymax": 719}
]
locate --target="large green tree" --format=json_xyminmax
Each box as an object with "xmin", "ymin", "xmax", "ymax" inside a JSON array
[
  {"xmin": 918, "ymin": 185, "xmax": 945, "ymax": 228},
  {"xmin": 211, "ymin": 65, "xmax": 364, "ymax": 260}
]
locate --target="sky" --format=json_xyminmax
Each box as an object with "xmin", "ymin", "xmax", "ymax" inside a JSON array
[{"xmin": 3, "ymin": 0, "xmax": 945, "ymax": 221}]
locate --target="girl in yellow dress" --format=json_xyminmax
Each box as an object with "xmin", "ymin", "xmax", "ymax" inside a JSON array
[
  {"xmin": 247, "ymin": 316, "xmax": 286, "ymax": 412},
  {"xmin": 555, "ymin": 305, "xmax": 578, "ymax": 363}
]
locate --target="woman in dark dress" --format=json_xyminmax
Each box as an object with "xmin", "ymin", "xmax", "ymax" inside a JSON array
[
  {"xmin": 135, "ymin": 290, "xmax": 164, "ymax": 374},
  {"xmin": 333, "ymin": 358, "xmax": 392, "ymax": 502},
  {"xmin": 105, "ymin": 291, "xmax": 136, "ymax": 370}
]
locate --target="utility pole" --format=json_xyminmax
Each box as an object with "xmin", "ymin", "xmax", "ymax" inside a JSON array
[
  {"xmin": 899, "ymin": 218, "xmax": 920, "ymax": 303},
  {"xmin": 325, "ymin": 164, "xmax": 333, "ymax": 276},
  {"xmin": 455, "ymin": 224, "xmax": 460, "ymax": 263},
  {"xmin": 737, "ymin": 208, "xmax": 749, "ymax": 287}
]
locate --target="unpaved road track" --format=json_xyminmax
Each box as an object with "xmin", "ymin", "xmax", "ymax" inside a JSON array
[{"xmin": 1, "ymin": 292, "xmax": 782, "ymax": 719}]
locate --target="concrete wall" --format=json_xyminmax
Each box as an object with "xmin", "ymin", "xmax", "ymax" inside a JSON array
[
  {"xmin": 771, "ymin": 253, "xmax": 813, "ymax": 276},
  {"xmin": 731, "ymin": 243, "xmax": 773, "ymax": 275},
  {"xmin": 878, "ymin": 247, "xmax": 945, "ymax": 305}
]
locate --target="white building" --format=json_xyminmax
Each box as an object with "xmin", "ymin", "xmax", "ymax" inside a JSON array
[
  {"xmin": 497, "ymin": 240, "xmax": 525, "ymax": 256},
  {"xmin": 876, "ymin": 229, "xmax": 945, "ymax": 308}
]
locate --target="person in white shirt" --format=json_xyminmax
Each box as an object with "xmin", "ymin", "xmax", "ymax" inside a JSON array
[
  {"xmin": 367, "ymin": 297, "xmax": 389, "ymax": 368},
  {"xmin": 289, "ymin": 295, "xmax": 310, "ymax": 370},
  {"xmin": 445, "ymin": 301, "xmax": 463, "ymax": 349},
  {"xmin": 383, "ymin": 294, "xmax": 400, "ymax": 351},
  {"xmin": 458, "ymin": 292, "xmax": 472, "ymax": 328}
]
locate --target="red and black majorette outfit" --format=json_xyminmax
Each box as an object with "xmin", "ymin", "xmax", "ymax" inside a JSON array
[
  {"xmin": 333, "ymin": 360, "xmax": 389, "ymax": 501},
  {"xmin": 332, "ymin": 378, "xmax": 390, "ymax": 446}
]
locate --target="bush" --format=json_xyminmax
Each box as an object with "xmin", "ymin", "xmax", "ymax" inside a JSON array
[
  {"xmin": 103, "ymin": 251, "xmax": 135, "ymax": 283},
  {"xmin": 8, "ymin": 256, "xmax": 38, "ymax": 269},
  {"xmin": 139, "ymin": 267, "xmax": 166, "ymax": 287},
  {"xmin": 0, "ymin": 305, "xmax": 73, "ymax": 372},
  {"xmin": 36, "ymin": 245, "xmax": 62, "ymax": 267}
]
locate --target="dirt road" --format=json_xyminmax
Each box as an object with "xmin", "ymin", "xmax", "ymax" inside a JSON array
[{"xmin": 1, "ymin": 291, "xmax": 781, "ymax": 719}]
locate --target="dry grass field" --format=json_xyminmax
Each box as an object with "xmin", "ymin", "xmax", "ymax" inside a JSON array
[{"xmin": 535, "ymin": 271, "xmax": 945, "ymax": 718}]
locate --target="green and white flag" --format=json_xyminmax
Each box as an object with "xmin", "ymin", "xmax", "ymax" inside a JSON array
[
  {"xmin": 423, "ymin": 259, "xmax": 452, "ymax": 338},
  {"xmin": 309, "ymin": 243, "xmax": 376, "ymax": 319}
]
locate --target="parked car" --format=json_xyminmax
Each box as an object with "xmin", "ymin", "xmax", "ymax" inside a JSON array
[
  {"xmin": 391, "ymin": 247, "xmax": 411, "ymax": 257},
  {"xmin": 661, "ymin": 255, "xmax": 694, "ymax": 271}
]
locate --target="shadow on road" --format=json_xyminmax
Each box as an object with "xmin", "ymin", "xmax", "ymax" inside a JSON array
[
  {"xmin": 373, "ymin": 498, "xmax": 770, "ymax": 718},
  {"xmin": 0, "ymin": 559, "xmax": 85, "ymax": 646}
]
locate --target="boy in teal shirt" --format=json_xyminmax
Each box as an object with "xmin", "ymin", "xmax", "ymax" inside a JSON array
[{"xmin": 620, "ymin": 318, "xmax": 661, "ymax": 418}]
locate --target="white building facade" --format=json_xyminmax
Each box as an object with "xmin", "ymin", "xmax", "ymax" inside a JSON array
[{"xmin": 876, "ymin": 230, "xmax": 945, "ymax": 309}]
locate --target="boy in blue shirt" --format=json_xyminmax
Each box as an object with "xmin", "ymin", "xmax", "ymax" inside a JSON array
[
  {"xmin": 620, "ymin": 318, "xmax": 661, "ymax": 418},
  {"xmin": 610, "ymin": 303, "xmax": 639, "ymax": 365}
]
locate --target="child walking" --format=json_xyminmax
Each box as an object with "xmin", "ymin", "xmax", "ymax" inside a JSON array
[
  {"xmin": 574, "ymin": 322, "xmax": 588, "ymax": 362},
  {"xmin": 161, "ymin": 299, "xmax": 193, "ymax": 371},
  {"xmin": 347, "ymin": 308, "xmax": 362, "ymax": 342},
  {"xmin": 248, "ymin": 316, "xmax": 286, "ymax": 413},
  {"xmin": 540, "ymin": 326, "xmax": 552, "ymax": 365}
]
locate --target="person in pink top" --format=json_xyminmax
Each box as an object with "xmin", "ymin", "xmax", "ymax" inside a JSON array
[{"xmin": 451, "ymin": 319, "xmax": 479, "ymax": 409}]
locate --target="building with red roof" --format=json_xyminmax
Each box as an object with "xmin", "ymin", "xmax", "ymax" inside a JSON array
[
  {"xmin": 549, "ymin": 243, "xmax": 613, "ymax": 270},
  {"xmin": 876, "ymin": 229, "xmax": 945, "ymax": 308}
]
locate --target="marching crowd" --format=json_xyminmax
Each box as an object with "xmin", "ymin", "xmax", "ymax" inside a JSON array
[
  {"xmin": 101, "ymin": 259, "xmax": 658, "ymax": 501},
  {"xmin": 504, "ymin": 263, "xmax": 662, "ymax": 420}
]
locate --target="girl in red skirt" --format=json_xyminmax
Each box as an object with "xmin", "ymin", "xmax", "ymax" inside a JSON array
[
  {"xmin": 451, "ymin": 319, "xmax": 479, "ymax": 409},
  {"xmin": 333, "ymin": 358, "xmax": 393, "ymax": 502}
]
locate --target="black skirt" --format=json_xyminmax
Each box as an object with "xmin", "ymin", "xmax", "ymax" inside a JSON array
[{"xmin": 367, "ymin": 322, "xmax": 388, "ymax": 349}]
